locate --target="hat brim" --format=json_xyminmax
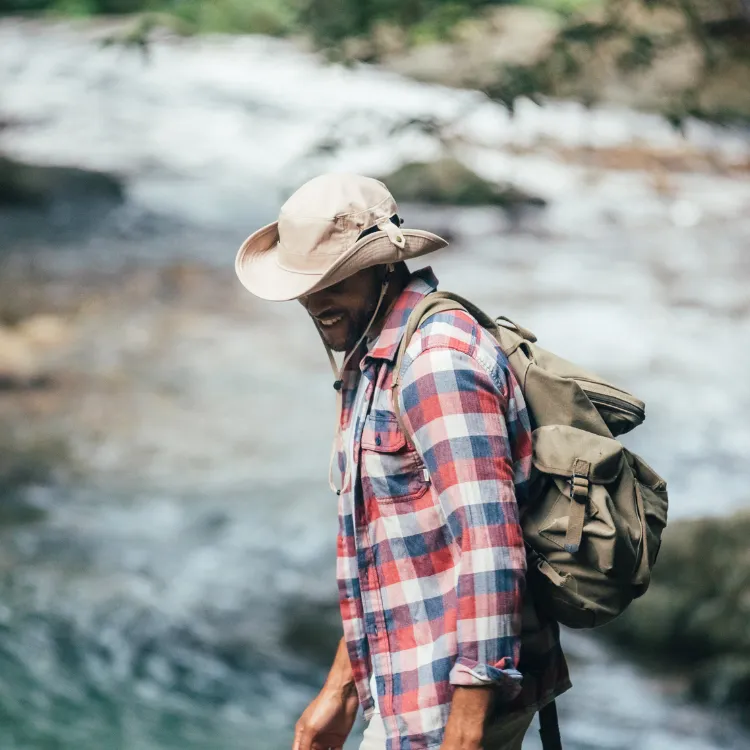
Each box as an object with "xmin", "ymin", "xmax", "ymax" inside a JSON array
[{"xmin": 235, "ymin": 223, "xmax": 449, "ymax": 302}]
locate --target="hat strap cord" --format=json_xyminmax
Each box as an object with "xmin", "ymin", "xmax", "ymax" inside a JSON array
[{"xmin": 312, "ymin": 272, "xmax": 392, "ymax": 496}]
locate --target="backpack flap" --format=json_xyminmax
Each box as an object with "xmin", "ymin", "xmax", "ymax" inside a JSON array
[
  {"xmin": 524, "ymin": 425, "xmax": 643, "ymax": 628},
  {"xmin": 532, "ymin": 425, "xmax": 624, "ymax": 484}
]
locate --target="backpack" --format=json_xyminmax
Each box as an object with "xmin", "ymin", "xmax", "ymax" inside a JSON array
[{"xmin": 392, "ymin": 291, "xmax": 669, "ymax": 630}]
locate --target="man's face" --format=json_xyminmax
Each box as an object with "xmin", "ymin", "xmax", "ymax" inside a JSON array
[{"xmin": 300, "ymin": 266, "xmax": 385, "ymax": 353}]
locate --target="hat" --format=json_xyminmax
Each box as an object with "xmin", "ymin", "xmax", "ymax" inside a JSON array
[{"xmin": 235, "ymin": 173, "xmax": 448, "ymax": 301}]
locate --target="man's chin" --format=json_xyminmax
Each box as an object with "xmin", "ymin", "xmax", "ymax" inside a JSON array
[
  {"xmin": 318, "ymin": 320, "xmax": 363, "ymax": 353},
  {"xmin": 320, "ymin": 329, "xmax": 350, "ymax": 353}
]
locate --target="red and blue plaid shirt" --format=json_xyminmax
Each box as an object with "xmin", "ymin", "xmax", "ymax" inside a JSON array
[{"xmin": 336, "ymin": 268, "xmax": 570, "ymax": 750}]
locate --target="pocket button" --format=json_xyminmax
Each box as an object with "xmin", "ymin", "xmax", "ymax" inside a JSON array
[{"xmin": 375, "ymin": 435, "xmax": 382, "ymax": 446}]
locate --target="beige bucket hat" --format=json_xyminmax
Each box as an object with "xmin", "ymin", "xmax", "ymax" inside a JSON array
[{"xmin": 235, "ymin": 173, "xmax": 448, "ymax": 301}]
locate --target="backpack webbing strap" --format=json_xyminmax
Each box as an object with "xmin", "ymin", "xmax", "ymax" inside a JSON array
[
  {"xmin": 391, "ymin": 294, "xmax": 469, "ymax": 434},
  {"xmin": 564, "ymin": 458, "xmax": 591, "ymax": 554},
  {"xmin": 539, "ymin": 700, "xmax": 563, "ymax": 750}
]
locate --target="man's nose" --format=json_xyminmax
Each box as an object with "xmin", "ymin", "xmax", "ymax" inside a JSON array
[{"xmin": 299, "ymin": 290, "xmax": 327, "ymax": 314}]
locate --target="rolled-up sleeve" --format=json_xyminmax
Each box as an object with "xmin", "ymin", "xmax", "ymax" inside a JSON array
[{"xmin": 397, "ymin": 344, "xmax": 526, "ymax": 698}]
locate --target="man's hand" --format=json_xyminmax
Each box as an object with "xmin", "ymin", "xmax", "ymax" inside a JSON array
[
  {"xmin": 440, "ymin": 686, "xmax": 494, "ymax": 750},
  {"xmin": 293, "ymin": 636, "xmax": 359, "ymax": 750},
  {"xmin": 292, "ymin": 683, "xmax": 359, "ymax": 750}
]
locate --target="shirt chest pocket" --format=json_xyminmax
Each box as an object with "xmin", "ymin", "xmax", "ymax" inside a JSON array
[{"xmin": 360, "ymin": 414, "xmax": 430, "ymax": 503}]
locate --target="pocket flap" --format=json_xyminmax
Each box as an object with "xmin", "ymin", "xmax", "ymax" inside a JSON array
[
  {"xmin": 532, "ymin": 425, "xmax": 623, "ymax": 483},
  {"xmin": 361, "ymin": 414, "xmax": 407, "ymax": 452}
]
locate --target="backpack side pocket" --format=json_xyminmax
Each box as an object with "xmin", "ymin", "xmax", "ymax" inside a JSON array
[{"xmin": 628, "ymin": 451, "xmax": 669, "ymax": 594}]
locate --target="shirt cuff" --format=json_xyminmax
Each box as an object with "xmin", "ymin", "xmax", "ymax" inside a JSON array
[{"xmin": 449, "ymin": 657, "xmax": 523, "ymax": 700}]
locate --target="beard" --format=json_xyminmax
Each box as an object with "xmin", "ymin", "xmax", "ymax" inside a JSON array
[{"xmin": 323, "ymin": 298, "xmax": 381, "ymax": 353}]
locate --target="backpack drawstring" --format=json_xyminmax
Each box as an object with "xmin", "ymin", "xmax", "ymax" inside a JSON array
[{"xmin": 312, "ymin": 266, "xmax": 393, "ymax": 495}]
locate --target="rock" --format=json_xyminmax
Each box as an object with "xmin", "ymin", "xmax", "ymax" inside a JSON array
[
  {"xmin": 280, "ymin": 600, "xmax": 341, "ymax": 668},
  {"xmin": 0, "ymin": 327, "xmax": 37, "ymax": 386},
  {"xmin": 0, "ymin": 315, "xmax": 71, "ymax": 390},
  {"xmin": 371, "ymin": 21, "xmax": 408, "ymax": 58},
  {"xmin": 17, "ymin": 315, "xmax": 71, "ymax": 349},
  {"xmin": 0, "ymin": 486, "xmax": 50, "ymax": 525},
  {"xmin": 380, "ymin": 158, "xmax": 546, "ymax": 211},
  {"xmin": 603, "ymin": 511, "xmax": 750, "ymax": 713},
  {"xmin": 375, "ymin": 1, "xmax": 750, "ymax": 123},
  {"xmin": 0, "ymin": 434, "xmax": 71, "ymax": 509},
  {"xmin": 0, "ymin": 156, "xmax": 124, "ymax": 209},
  {"xmin": 385, "ymin": 7, "xmax": 561, "ymax": 90},
  {"xmin": 454, "ymin": 6, "xmax": 563, "ymax": 66},
  {"xmin": 615, "ymin": 0, "xmax": 691, "ymax": 35},
  {"xmin": 692, "ymin": 656, "xmax": 750, "ymax": 708}
]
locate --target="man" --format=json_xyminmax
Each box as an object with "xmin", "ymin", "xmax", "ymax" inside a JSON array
[{"xmin": 235, "ymin": 174, "xmax": 570, "ymax": 750}]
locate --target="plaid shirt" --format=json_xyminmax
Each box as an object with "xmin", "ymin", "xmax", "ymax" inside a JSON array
[{"xmin": 336, "ymin": 268, "xmax": 570, "ymax": 750}]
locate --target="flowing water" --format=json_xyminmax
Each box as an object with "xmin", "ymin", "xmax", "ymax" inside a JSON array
[{"xmin": 1, "ymin": 19, "xmax": 749, "ymax": 750}]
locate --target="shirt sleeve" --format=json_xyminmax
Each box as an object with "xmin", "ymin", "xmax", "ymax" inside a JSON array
[{"xmin": 396, "ymin": 343, "xmax": 526, "ymax": 699}]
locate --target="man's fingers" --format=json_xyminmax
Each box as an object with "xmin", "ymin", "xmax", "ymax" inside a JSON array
[{"xmin": 292, "ymin": 726, "xmax": 310, "ymax": 750}]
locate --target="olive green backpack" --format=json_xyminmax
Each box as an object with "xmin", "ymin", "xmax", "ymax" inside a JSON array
[{"xmin": 392, "ymin": 291, "xmax": 669, "ymax": 630}]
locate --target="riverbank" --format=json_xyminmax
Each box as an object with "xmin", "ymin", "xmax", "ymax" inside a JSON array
[
  {"xmin": 0, "ymin": 0, "xmax": 588, "ymax": 39},
  {"xmin": 2, "ymin": 1, "xmax": 749, "ymax": 123},
  {"xmin": 354, "ymin": 3, "xmax": 750, "ymax": 124}
]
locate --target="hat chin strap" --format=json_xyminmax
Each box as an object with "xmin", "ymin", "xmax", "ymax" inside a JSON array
[{"xmin": 311, "ymin": 266, "xmax": 393, "ymax": 495}]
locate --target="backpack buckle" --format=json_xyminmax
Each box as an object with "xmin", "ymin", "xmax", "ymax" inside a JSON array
[
  {"xmin": 569, "ymin": 458, "xmax": 591, "ymax": 502},
  {"xmin": 565, "ymin": 460, "xmax": 591, "ymax": 554},
  {"xmin": 570, "ymin": 474, "xmax": 590, "ymax": 501}
]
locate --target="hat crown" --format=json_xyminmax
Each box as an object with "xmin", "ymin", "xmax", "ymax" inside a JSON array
[{"xmin": 276, "ymin": 174, "xmax": 398, "ymax": 274}]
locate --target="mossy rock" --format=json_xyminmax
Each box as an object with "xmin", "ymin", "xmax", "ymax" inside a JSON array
[
  {"xmin": 280, "ymin": 599, "xmax": 341, "ymax": 668},
  {"xmin": 0, "ymin": 435, "xmax": 70, "ymax": 491},
  {"xmin": 380, "ymin": 158, "xmax": 546, "ymax": 210},
  {"xmin": 0, "ymin": 156, "xmax": 124, "ymax": 208},
  {"xmin": 603, "ymin": 511, "xmax": 750, "ymax": 712},
  {"xmin": 0, "ymin": 434, "xmax": 73, "ymax": 525},
  {"xmin": 692, "ymin": 656, "xmax": 750, "ymax": 708}
]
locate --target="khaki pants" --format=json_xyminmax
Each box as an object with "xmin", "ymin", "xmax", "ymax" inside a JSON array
[{"xmin": 359, "ymin": 711, "xmax": 535, "ymax": 750}]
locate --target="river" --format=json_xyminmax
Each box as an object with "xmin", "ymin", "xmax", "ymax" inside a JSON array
[{"xmin": 1, "ymin": 18, "xmax": 749, "ymax": 750}]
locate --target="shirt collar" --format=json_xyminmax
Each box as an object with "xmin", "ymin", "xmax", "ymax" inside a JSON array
[{"xmin": 363, "ymin": 267, "xmax": 439, "ymax": 366}]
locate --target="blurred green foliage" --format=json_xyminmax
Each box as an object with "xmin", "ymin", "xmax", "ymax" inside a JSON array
[
  {"xmin": 0, "ymin": 0, "xmax": 593, "ymax": 37},
  {"xmin": 168, "ymin": 0, "xmax": 300, "ymax": 35},
  {"xmin": 300, "ymin": 0, "xmax": 497, "ymax": 44},
  {"xmin": 0, "ymin": 0, "xmax": 147, "ymax": 13},
  {"xmin": 0, "ymin": 0, "xmax": 49, "ymax": 9}
]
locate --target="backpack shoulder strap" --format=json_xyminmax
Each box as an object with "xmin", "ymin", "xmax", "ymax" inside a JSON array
[
  {"xmin": 391, "ymin": 293, "xmax": 467, "ymax": 435},
  {"xmin": 390, "ymin": 291, "xmax": 537, "ymax": 435},
  {"xmin": 538, "ymin": 700, "xmax": 563, "ymax": 750},
  {"xmin": 392, "ymin": 293, "xmax": 467, "ymax": 388}
]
